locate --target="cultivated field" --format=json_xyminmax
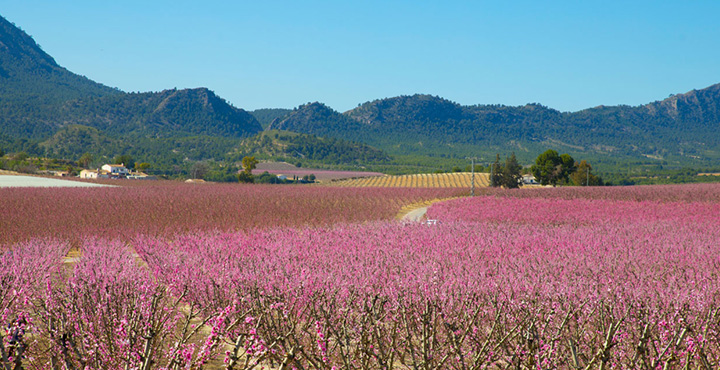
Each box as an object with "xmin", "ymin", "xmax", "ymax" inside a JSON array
[
  {"xmin": 0, "ymin": 183, "xmax": 464, "ymax": 246},
  {"xmin": 3, "ymin": 183, "xmax": 720, "ymax": 369},
  {"xmin": 330, "ymin": 171, "xmax": 490, "ymax": 187},
  {"xmin": 253, "ymin": 162, "xmax": 383, "ymax": 181}
]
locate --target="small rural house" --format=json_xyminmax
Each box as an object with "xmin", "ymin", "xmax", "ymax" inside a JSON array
[
  {"xmin": 522, "ymin": 174, "xmax": 538, "ymax": 185},
  {"xmin": 79, "ymin": 169, "xmax": 106, "ymax": 179},
  {"xmin": 81, "ymin": 166, "xmax": 155, "ymax": 180},
  {"xmin": 101, "ymin": 164, "xmax": 130, "ymax": 177}
]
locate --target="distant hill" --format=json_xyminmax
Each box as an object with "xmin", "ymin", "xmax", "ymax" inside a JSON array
[
  {"xmin": 0, "ymin": 14, "xmax": 262, "ymax": 158},
  {"xmin": 0, "ymin": 15, "xmax": 122, "ymax": 139},
  {"xmin": 57, "ymin": 88, "xmax": 262, "ymax": 138},
  {"xmin": 0, "ymin": 16, "xmax": 118, "ymax": 101},
  {"xmin": 269, "ymin": 97, "xmax": 570, "ymax": 160},
  {"xmin": 236, "ymin": 130, "xmax": 390, "ymax": 165},
  {"xmin": 269, "ymin": 89, "xmax": 720, "ymax": 168},
  {"xmin": 250, "ymin": 108, "xmax": 292, "ymax": 129},
  {"xmin": 5, "ymin": 13, "xmax": 720, "ymax": 173},
  {"xmin": 269, "ymin": 102, "xmax": 368, "ymax": 137},
  {"xmin": 39, "ymin": 125, "xmax": 117, "ymax": 159}
]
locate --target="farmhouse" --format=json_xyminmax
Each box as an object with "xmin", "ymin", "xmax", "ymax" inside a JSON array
[
  {"xmin": 79, "ymin": 165, "xmax": 155, "ymax": 180},
  {"xmin": 79, "ymin": 169, "xmax": 109, "ymax": 179},
  {"xmin": 101, "ymin": 164, "xmax": 130, "ymax": 177},
  {"xmin": 522, "ymin": 174, "xmax": 538, "ymax": 185}
]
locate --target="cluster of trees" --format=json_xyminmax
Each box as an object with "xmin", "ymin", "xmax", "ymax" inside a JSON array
[
  {"xmin": 0, "ymin": 151, "xmax": 82, "ymax": 175},
  {"xmin": 489, "ymin": 153, "xmax": 523, "ymax": 189},
  {"xmin": 254, "ymin": 172, "xmax": 316, "ymax": 184},
  {"xmin": 238, "ymin": 156, "xmax": 316, "ymax": 184},
  {"xmin": 531, "ymin": 149, "xmax": 603, "ymax": 186},
  {"xmin": 479, "ymin": 149, "xmax": 604, "ymax": 188}
]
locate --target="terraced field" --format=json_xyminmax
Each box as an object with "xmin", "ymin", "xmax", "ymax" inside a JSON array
[{"xmin": 329, "ymin": 172, "xmax": 490, "ymax": 188}]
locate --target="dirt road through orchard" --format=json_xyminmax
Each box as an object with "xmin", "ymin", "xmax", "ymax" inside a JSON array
[
  {"xmin": 401, "ymin": 206, "xmax": 429, "ymax": 222},
  {"xmin": 397, "ymin": 197, "xmax": 462, "ymax": 222}
]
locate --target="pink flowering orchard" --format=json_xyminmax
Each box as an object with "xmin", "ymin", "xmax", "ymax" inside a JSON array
[
  {"xmin": 0, "ymin": 184, "xmax": 464, "ymax": 246},
  {"xmin": 2, "ymin": 183, "xmax": 720, "ymax": 368}
]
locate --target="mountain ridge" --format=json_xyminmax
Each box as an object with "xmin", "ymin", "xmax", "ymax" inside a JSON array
[
  {"xmin": 0, "ymin": 14, "xmax": 262, "ymax": 144},
  {"xmin": 3, "ymin": 13, "xmax": 720, "ymax": 172},
  {"xmin": 270, "ymin": 85, "xmax": 720, "ymax": 166}
]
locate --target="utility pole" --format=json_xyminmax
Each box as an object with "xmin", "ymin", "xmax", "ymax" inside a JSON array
[
  {"xmin": 586, "ymin": 166, "xmax": 590, "ymax": 186},
  {"xmin": 490, "ymin": 161, "xmax": 494, "ymax": 188},
  {"xmin": 466, "ymin": 157, "xmax": 478, "ymax": 196}
]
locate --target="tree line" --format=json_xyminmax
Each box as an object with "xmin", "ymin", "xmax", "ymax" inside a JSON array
[{"xmin": 485, "ymin": 149, "xmax": 603, "ymax": 189}]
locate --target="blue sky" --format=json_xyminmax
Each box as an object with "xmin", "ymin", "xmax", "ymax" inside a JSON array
[{"xmin": 3, "ymin": 1, "xmax": 720, "ymax": 112}]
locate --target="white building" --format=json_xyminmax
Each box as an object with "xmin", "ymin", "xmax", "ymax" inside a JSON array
[
  {"xmin": 79, "ymin": 169, "xmax": 99, "ymax": 179},
  {"xmin": 101, "ymin": 164, "xmax": 130, "ymax": 177},
  {"xmin": 522, "ymin": 174, "xmax": 538, "ymax": 185}
]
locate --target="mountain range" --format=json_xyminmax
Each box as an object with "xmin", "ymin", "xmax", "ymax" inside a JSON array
[
  {"xmin": 2, "ymin": 13, "xmax": 720, "ymax": 172},
  {"xmin": 0, "ymin": 15, "xmax": 262, "ymax": 161},
  {"xmin": 269, "ymin": 88, "xmax": 720, "ymax": 167}
]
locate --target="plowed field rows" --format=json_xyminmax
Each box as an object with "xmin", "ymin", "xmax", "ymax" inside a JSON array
[{"xmin": 329, "ymin": 172, "xmax": 490, "ymax": 188}]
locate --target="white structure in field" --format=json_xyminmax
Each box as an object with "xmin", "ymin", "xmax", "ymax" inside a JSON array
[
  {"xmin": 101, "ymin": 164, "xmax": 130, "ymax": 177},
  {"xmin": 522, "ymin": 174, "xmax": 538, "ymax": 185},
  {"xmin": 79, "ymin": 166, "xmax": 155, "ymax": 180},
  {"xmin": 79, "ymin": 169, "xmax": 100, "ymax": 179}
]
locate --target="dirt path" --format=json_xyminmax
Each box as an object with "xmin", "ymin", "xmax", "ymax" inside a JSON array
[
  {"xmin": 401, "ymin": 206, "xmax": 429, "ymax": 222},
  {"xmin": 62, "ymin": 246, "xmax": 144, "ymax": 266},
  {"xmin": 396, "ymin": 197, "xmax": 459, "ymax": 222}
]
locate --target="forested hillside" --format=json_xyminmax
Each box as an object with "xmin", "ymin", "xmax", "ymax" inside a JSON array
[
  {"xmin": 236, "ymin": 130, "xmax": 390, "ymax": 165},
  {"xmin": 0, "ymin": 15, "xmax": 262, "ymax": 164},
  {"xmin": 271, "ymin": 88, "xmax": 720, "ymax": 169},
  {"xmin": 4, "ymin": 12, "xmax": 720, "ymax": 175},
  {"xmin": 250, "ymin": 108, "xmax": 292, "ymax": 129}
]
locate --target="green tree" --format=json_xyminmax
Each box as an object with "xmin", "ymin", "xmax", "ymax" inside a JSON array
[
  {"xmin": 531, "ymin": 150, "xmax": 575, "ymax": 186},
  {"xmin": 15, "ymin": 152, "xmax": 28, "ymax": 161},
  {"xmin": 78, "ymin": 152, "xmax": 94, "ymax": 168},
  {"xmin": 559, "ymin": 154, "xmax": 575, "ymax": 184},
  {"xmin": 570, "ymin": 160, "xmax": 603, "ymax": 186},
  {"xmin": 301, "ymin": 174, "xmax": 317, "ymax": 183},
  {"xmin": 136, "ymin": 162, "xmax": 151, "ymax": 173},
  {"xmin": 241, "ymin": 156, "xmax": 258, "ymax": 174},
  {"xmin": 237, "ymin": 171, "xmax": 254, "ymax": 183},
  {"xmin": 0, "ymin": 148, "xmax": 4, "ymax": 157},
  {"xmin": 254, "ymin": 171, "xmax": 279, "ymax": 184},
  {"xmin": 501, "ymin": 152, "xmax": 523, "ymax": 189},
  {"xmin": 65, "ymin": 165, "xmax": 78, "ymax": 176},
  {"xmin": 238, "ymin": 156, "xmax": 258, "ymax": 183},
  {"xmin": 113, "ymin": 154, "xmax": 135, "ymax": 169}
]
